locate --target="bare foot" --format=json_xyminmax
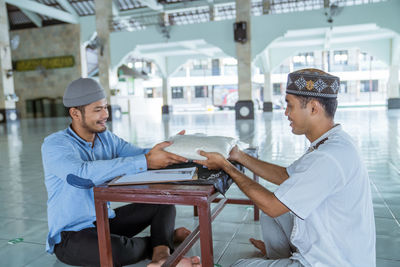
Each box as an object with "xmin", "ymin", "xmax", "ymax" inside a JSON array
[
  {"xmin": 147, "ymin": 256, "xmax": 201, "ymax": 267},
  {"xmin": 174, "ymin": 227, "xmax": 191, "ymax": 243},
  {"xmin": 176, "ymin": 256, "xmax": 201, "ymax": 267},
  {"xmin": 249, "ymin": 238, "xmax": 266, "ymax": 255}
]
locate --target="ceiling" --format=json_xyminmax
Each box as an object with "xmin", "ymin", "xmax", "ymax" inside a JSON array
[{"xmin": 6, "ymin": 0, "xmax": 385, "ymax": 32}]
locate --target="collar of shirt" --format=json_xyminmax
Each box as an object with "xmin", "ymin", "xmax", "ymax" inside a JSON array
[
  {"xmin": 66, "ymin": 126, "xmax": 102, "ymax": 148},
  {"xmin": 307, "ymin": 124, "xmax": 341, "ymax": 152}
]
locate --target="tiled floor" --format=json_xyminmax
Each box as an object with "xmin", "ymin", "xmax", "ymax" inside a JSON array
[{"xmin": 0, "ymin": 107, "xmax": 399, "ymax": 266}]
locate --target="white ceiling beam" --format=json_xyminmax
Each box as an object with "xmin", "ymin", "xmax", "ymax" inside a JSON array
[
  {"xmin": 116, "ymin": 0, "xmax": 233, "ymax": 19},
  {"xmin": 181, "ymin": 42, "xmax": 215, "ymax": 57},
  {"xmin": 6, "ymin": 0, "xmax": 79, "ymax": 24},
  {"xmin": 271, "ymin": 31, "xmax": 394, "ymax": 48},
  {"xmin": 142, "ymin": 50, "xmax": 208, "ymax": 57},
  {"xmin": 20, "ymin": 8, "xmax": 42, "ymax": 27},
  {"xmin": 137, "ymin": 0, "xmax": 163, "ymax": 11},
  {"xmin": 55, "ymin": 0, "xmax": 79, "ymax": 21},
  {"xmin": 139, "ymin": 46, "xmax": 221, "ymax": 57},
  {"xmin": 332, "ymin": 32, "xmax": 394, "ymax": 43}
]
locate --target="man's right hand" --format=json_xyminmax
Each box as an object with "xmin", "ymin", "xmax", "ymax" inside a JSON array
[
  {"xmin": 228, "ymin": 145, "xmax": 243, "ymax": 163},
  {"xmin": 145, "ymin": 141, "xmax": 188, "ymax": 169}
]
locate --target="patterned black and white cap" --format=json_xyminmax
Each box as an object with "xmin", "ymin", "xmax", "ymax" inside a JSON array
[{"xmin": 286, "ymin": 68, "xmax": 340, "ymax": 98}]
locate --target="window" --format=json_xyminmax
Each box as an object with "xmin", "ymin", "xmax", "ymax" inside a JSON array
[
  {"xmin": 195, "ymin": 86, "xmax": 208, "ymax": 98},
  {"xmin": 172, "ymin": 86, "xmax": 184, "ymax": 99},
  {"xmin": 333, "ymin": 50, "xmax": 348, "ymax": 65},
  {"xmin": 222, "ymin": 57, "xmax": 237, "ymax": 66},
  {"xmin": 359, "ymin": 52, "xmax": 369, "ymax": 62},
  {"xmin": 273, "ymin": 83, "xmax": 282, "ymax": 95},
  {"xmin": 146, "ymin": 88, "xmax": 154, "ymax": 98},
  {"xmin": 293, "ymin": 52, "xmax": 314, "ymax": 67},
  {"xmin": 211, "ymin": 59, "xmax": 220, "ymax": 76},
  {"xmin": 192, "ymin": 59, "xmax": 208, "ymax": 70},
  {"xmin": 360, "ymin": 80, "xmax": 378, "ymax": 92},
  {"xmin": 339, "ymin": 81, "xmax": 347, "ymax": 94}
]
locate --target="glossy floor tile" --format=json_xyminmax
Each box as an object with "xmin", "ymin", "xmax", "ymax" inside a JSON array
[{"xmin": 1, "ymin": 107, "xmax": 400, "ymax": 266}]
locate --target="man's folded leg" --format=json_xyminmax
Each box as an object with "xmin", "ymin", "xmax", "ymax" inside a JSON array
[
  {"xmin": 54, "ymin": 228, "xmax": 151, "ymax": 267},
  {"xmin": 110, "ymin": 203, "xmax": 176, "ymax": 251},
  {"xmin": 260, "ymin": 212, "xmax": 295, "ymax": 259}
]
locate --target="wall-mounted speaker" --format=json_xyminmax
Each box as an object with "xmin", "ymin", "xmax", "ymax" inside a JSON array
[{"xmin": 234, "ymin": 21, "xmax": 247, "ymax": 43}]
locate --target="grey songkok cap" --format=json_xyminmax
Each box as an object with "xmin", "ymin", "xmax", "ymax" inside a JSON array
[{"xmin": 63, "ymin": 78, "xmax": 106, "ymax": 107}]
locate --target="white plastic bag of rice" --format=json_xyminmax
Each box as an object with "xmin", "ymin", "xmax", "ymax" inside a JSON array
[{"xmin": 164, "ymin": 134, "xmax": 248, "ymax": 160}]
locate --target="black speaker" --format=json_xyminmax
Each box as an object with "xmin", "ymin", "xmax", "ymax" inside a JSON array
[{"xmin": 234, "ymin": 21, "xmax": 247, "ymax": 43}]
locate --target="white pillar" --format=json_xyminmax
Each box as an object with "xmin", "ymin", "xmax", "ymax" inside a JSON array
[
  {"xmin": 235, "ymin": 0, "xmax": 253, "ymax": 119},
  {"xmin": 322, "ymin": 51, "xmax": 329, "ymax": 72},
  {"xmin": 260, "ymin": 49, "xmax": 273, "ymax": 112},
  {"xmin": 388, "ymin": 37, "xmax": 400, "ymax": 109},
  {"xmin": 388, "ymin": 65, "xmax": 399, "ymax": 98},
  {"xmin": 388, "ymin": 64, "xmax": 400, "ymax": 108},
  {"xmin": 263, "ymin": 71, "xmax": 273, "ymax": 111},
  {"xmin": 0, "ymin": 0, "xmax": 18, "ymax": 123},
  {"xmin": 162, "ymin": 77, "xmax": 172, "ymax": 114}
]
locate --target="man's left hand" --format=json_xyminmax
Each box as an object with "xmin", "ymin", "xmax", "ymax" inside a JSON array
[{"xmin": 194, "ymin": 150, "xmax": 228, "ymax": 170}]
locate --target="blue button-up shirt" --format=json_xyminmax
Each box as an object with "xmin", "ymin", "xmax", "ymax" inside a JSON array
[{"xmin": 41, "ymin": 126, "xmax": 149, "ymax": 253}]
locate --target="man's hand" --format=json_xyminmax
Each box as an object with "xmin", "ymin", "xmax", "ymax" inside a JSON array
[
  {"xmin": 145, "ymin": 141, "xmax": 188, "ymax": 169},
  {"xmin": 194, "ymin": 150, "xmax": 229, "ymax": 170},
  {"xmin": 177, "ymin": 130, "xmax": 185, "ymax": 135},
  {"xmin": 228, "ymin": 145, "xmax": 243, "ymax": 163}
]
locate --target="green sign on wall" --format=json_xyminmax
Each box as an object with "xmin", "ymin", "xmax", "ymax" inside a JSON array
[{"xmin": 13, "ymin": 55, "xmax": 75, "ymax": 71}]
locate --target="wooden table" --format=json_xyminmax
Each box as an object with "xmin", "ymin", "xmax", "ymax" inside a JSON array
[{"xmin": 94, "ymin": 171, "xmax": 259, "ymax": 267}]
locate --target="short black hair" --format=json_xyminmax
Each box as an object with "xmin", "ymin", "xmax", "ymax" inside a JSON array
[
  {"xmin": 66, "ymin": 105, "xmax": 87, "ymax": 119},
  {"xmin": 295, "ymin": 95, "xmax": 338, "ymax": 118}
]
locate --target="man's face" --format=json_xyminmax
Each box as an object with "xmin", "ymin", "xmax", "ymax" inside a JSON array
[
  {"xmin": 80, "ymin": 99, "xmax": 109, "ymax": 133},
  {"xmin": 284, "ymin": 94, "xmax": 311, "ymax": 135}
]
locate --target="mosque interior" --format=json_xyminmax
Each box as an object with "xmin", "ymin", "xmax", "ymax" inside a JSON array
[{"xmin": 1, "ymin": 0, "xmax": 400, "ymax": 266}]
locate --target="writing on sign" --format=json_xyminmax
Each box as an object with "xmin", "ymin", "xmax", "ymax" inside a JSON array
[{"xmin": 13, "ymin": 55, "xmax": 75, "ymax": 71}]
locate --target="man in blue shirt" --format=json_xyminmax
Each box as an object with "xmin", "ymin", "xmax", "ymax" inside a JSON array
[{"xmin": 42, "ymin": 78, "xmax": 201, "ymax": 267}]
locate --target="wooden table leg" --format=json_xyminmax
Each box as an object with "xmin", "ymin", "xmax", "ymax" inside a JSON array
[
  {"xmin": 94, "ymin": 199, "xmax": 113, "ymax": 267},
  {"xmin": 197, "ymin": 201, "xmax": 214, "ymax": 267},
  {"xmin": 253, "ymin": 172, "xmax": 260, "ymax": 221}
]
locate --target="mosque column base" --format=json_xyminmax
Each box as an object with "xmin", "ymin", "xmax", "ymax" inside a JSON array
[
  {"xmin": 263, "ymin": 101, "xmax": 273, "ymax": 112},
  {"xmin": 162, "ymin": 105, "xmax": 173, "ymax": 114},
  {"xmin": 388, "ymin": 98, "xmax": 400, "ymax": 109},
  {"xmin": 235, "ymin": 100, "xmax": 254, "ymax": 120},
  {"xmin": 0, "ymin": 108, "xmax": 18, "ymax": 123}
]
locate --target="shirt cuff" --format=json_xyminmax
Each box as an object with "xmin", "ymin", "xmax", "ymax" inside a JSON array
[{"xmin": 130, "ymin": 154, "xmax": 148, "ymax": 173}]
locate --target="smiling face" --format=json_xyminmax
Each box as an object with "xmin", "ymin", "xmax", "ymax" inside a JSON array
[
  {"xmin": 284, "ymin": 94, "xmax": 311, "ymax": 136},
  {"xmin": 79, "ymin": 98, "xmax": 109, "ymax": 134},
  {"xmin": 69, "ymin": 98, "xmax": 109, "ymax": 138}
]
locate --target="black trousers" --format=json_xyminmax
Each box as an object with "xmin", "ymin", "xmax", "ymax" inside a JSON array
[{"xmin": 54, "ymin": 203, "xmax": 176, "ymax": 267}]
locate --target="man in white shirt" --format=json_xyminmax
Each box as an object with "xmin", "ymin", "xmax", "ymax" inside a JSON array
[{"xmin": 195, "ymin": 69, "xmax": 376, "ymax": 266}]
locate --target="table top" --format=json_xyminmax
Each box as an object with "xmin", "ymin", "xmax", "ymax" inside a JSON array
[{"xmin": 94, "ymin": 183, "xmax": 216, "ymax": 196}]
